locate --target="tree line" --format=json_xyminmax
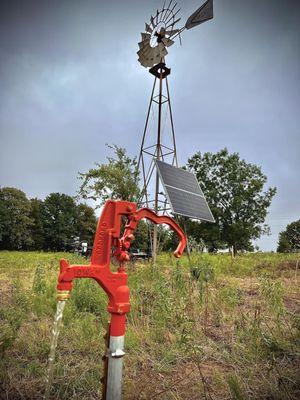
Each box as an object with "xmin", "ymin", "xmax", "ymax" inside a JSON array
[
  {"xmin": 0, "ymin": 188, "xmax": 97, "ymax": 251},
  {"xmin": 1, "ymin": 146, "xmax": 297, "ymax": 253}
]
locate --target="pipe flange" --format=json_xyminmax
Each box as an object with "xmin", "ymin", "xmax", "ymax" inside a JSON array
[{"xmin": 57, "ymin": 290, "xmax": 70, "ymax": 301}]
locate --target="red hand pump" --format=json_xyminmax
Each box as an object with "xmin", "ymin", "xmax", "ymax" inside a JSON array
[{"xmin": 56, "ymin": 200, "xmax": 186, "ymax": 399}]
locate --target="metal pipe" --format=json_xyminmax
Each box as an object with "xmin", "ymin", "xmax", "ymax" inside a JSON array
[
  {"xmin": 153, "ymin": 66, "xmax": 164, "ymax": 261},
  {"xmin": 106, "ymin": 335, "xmax": 125, "ymax": 400}
]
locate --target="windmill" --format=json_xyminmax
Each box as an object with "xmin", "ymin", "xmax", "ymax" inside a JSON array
[{"xmin": 137, "ymin": 0, "xmax": 214, "ymax": 258}]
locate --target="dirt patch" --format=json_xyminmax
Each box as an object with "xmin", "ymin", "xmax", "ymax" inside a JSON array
[
  {"xmin": 284, "ymin": 296, "xmax": 300, "ymax": 313},
  {"xmin": 278, "ymin": 260, "xmax": 300, "ymax": 271},
  {"xmin": 254, "ymin": 262, "xmax": 273, "ymax": 270},
  {"xmin": 125, "ymin": 360, "xmax": 233, "ymax": 400}
]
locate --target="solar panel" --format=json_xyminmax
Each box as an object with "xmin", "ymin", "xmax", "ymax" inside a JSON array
[{"xmin": 155, "ymin": 160, "xmax": 215, "ymax": 222}]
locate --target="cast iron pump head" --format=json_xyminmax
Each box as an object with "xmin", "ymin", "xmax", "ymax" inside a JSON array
[{"xmin": 57, "ymin": 199, "xmax": 187, "ymax": 336}]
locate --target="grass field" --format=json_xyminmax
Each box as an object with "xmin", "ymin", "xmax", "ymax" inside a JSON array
[{"xmin": 0, "ymin": 251, "xmax": 299, "ymax": 399}]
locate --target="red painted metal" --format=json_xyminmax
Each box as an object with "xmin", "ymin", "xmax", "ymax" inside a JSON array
[{"xmin": 57, "ymin": 200, "xmax": 187, "ymax": 336}]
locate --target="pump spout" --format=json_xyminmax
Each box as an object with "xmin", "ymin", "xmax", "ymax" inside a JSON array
[
  {"xmin": 57, "ymin": 259, "xmax": 73, "ymax": 293},
  {"xmin": 56, "ymin": 257, "xmax": 130, "ymax": 338}
]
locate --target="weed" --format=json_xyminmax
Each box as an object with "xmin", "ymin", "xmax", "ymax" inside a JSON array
[
  {"xmin": 32, "ymin": 264, "xmax": 47, "ymax": 295},
  {"xmin": 218, "ymin": 286, "xmax": 243, "ymax": 309},
  {"xmin": 259, "ymin": 277, "xmax": 285, "ymax": 318},
  {"xmin": 227, "ymin": 374, "xmax": 245, "ymax": 400}
]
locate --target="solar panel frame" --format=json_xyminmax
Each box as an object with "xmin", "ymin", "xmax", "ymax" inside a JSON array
[{"xmin": 155, "ymin": 160, "xmax": 215, "ymax": 223}]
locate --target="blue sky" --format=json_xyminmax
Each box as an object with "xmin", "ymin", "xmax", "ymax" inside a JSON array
[{"xmin": 0, "ymin": 0, "xmax": 299, "ymax": 250}]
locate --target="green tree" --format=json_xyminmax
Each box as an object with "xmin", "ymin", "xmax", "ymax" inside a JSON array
[
  {"xmin": 187, "ymin": 148, "xmax": 276, "ymax": 255},
  {"xmin": 75, "ymin": 203, "xmax": 97, "ymax": 245},
  {"xmin": 42, "ymin": 193, "xmax": 77, "ymax": 251},
  {"xmin": 277, "ymin": 219, "xmax": 300, "ymax": 253},
  {"xmin": 29, "ymin": 198, "xmax": 45, "ymax": 250},
  {"xmin": 184, "ymin": 218, "xmax": 225, "ymax": 253},
  {"xmin": 0, "ymin": 187, "xmax": 33, "ymax": 250},
  {"xmin": 78, "ymin": 145, "xmax": 141, "ymax": 206},
  {"xmin": 131, "ymin": 220, "xmax": 150, "ymax": 252}
]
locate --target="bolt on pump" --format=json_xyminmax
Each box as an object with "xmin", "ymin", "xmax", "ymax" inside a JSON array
[{"xmin": 56, "ymin": 199, "xmax": 186, "ymax": 400}]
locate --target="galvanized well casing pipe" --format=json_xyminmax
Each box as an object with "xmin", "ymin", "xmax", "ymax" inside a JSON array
[{"xmin": 106, "ymin": 335, "xmax": 125, "ymax": 400}]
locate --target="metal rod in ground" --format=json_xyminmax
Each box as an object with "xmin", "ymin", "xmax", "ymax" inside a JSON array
[
  {"xmin": 101, "ymin": 324, "xmax": 110, "ymax": 400},
  {"xmin": 105, "ymin": 335, "xmax": 125, "ymax": 400},
  {"xmin": 152, "ymin": 223, "xmax": 158, "ymax": 262}
]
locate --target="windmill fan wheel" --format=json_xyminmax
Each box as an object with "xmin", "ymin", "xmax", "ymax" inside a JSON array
[{"xmin": 137, "ymin": 1, "xmax": 181, "ymax": 68}]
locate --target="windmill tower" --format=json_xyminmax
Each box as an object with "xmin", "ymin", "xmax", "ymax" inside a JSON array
[{"xmin": 137, "ymin": 0, "xmax": 214, "ymax": 257}]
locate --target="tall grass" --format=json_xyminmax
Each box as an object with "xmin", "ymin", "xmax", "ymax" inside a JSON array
[{"xmin": 0, "ymin": 251, "xmax": 299, "ymax": 399}]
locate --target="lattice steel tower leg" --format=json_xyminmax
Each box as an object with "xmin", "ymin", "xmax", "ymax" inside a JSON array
[{"xmin": 137, "ymin": 62, "xmax": 178, "ymax": 260}]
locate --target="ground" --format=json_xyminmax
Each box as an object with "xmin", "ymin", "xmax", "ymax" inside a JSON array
[{"xmin": 0, "ymin": 251, "xmax": 299, "ymax": 399}]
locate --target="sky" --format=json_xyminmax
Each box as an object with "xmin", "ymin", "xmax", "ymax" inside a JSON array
[{"xmin": 0, "ymin": 0, "xmax": 299, "ymax": 251}]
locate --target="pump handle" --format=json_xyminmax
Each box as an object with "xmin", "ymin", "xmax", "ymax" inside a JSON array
[{"xmin": 119, "ymin": 207, "xmax": 187, "ymax": 259}]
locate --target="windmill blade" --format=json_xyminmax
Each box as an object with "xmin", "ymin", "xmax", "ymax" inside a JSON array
[
  {"xmin": 141, "ymin": 45, "xmax": 167, "ymax": 67},
  {"xmin": 161, "ymin": 37, "xmax": 174, "ymax": 47},
  {"xmin": 139, "ymin": 55, "xmax": 152, "ymax": 68},
  {"xmin": 140, "ymin": 46, "xmax": 153, "ymax": 58},
  {"xmin": 137, "ymin": 45, "xmax": 152, "ymax": 60},
  {"xmin": 162, "ymin": 0, "xmax": 173, "ymax": 22},
  {"xmin": 147, "ymin": 48, "xmax": 157, "ymax": 67},
  {"xmin": 155, "ymin": 9, "xmax": 159, "ymax": 24},
  {"xmin": 163, "ymin": 2, "xmax": 177, "ymax": 23},
  {"xmin": 137, "ymin": 48, "xmax": 145, "ymax": 58},
  {"xmin": 159, "ymin": 45, "xmax": 169, "ymax": 59},
  {"xmin": 161, "ymin": 47, "xmax": 168, "ymax": 58},
  {"xmin": 150, "ymin": 15, "xmax": 155, "ymax": 28},
  {"xmin": 141, "ymin": 32, "xmax": 151, "ymax": 41},
  {"xmin": 140, "ymin": 57, "xmax": 150, "ymax": 67},
  {"xmin": 138, "ymin": 40, "xmax": 150, "ymax": 50},
  {"xmin": 159, "ymin": 1, "xmax": 166, "ymax": 22},
  {"xmin": 185, "ymin": 0, "xmax": 213, "ymax": 30},
  {"xmin": 166, "ymin": 17, "xmax": 181, "ymax": 30},
  {"xmin": 152, "ymin": 52, "xmax": 162, "ymax": 65},
  {"xmin": 145, "ymin": 23, "xmax": 153, "ymax": 34},
  {"xmin": 158, "ymin": 42, "xmax": 164, "ymax": 51},
  {"xmin": 157, "ymin": 43, "xmax": 168, "ymax": 59},
  {"xmin": 165, "ymin": 7, "xmax": 181, "ymax": 26}
]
